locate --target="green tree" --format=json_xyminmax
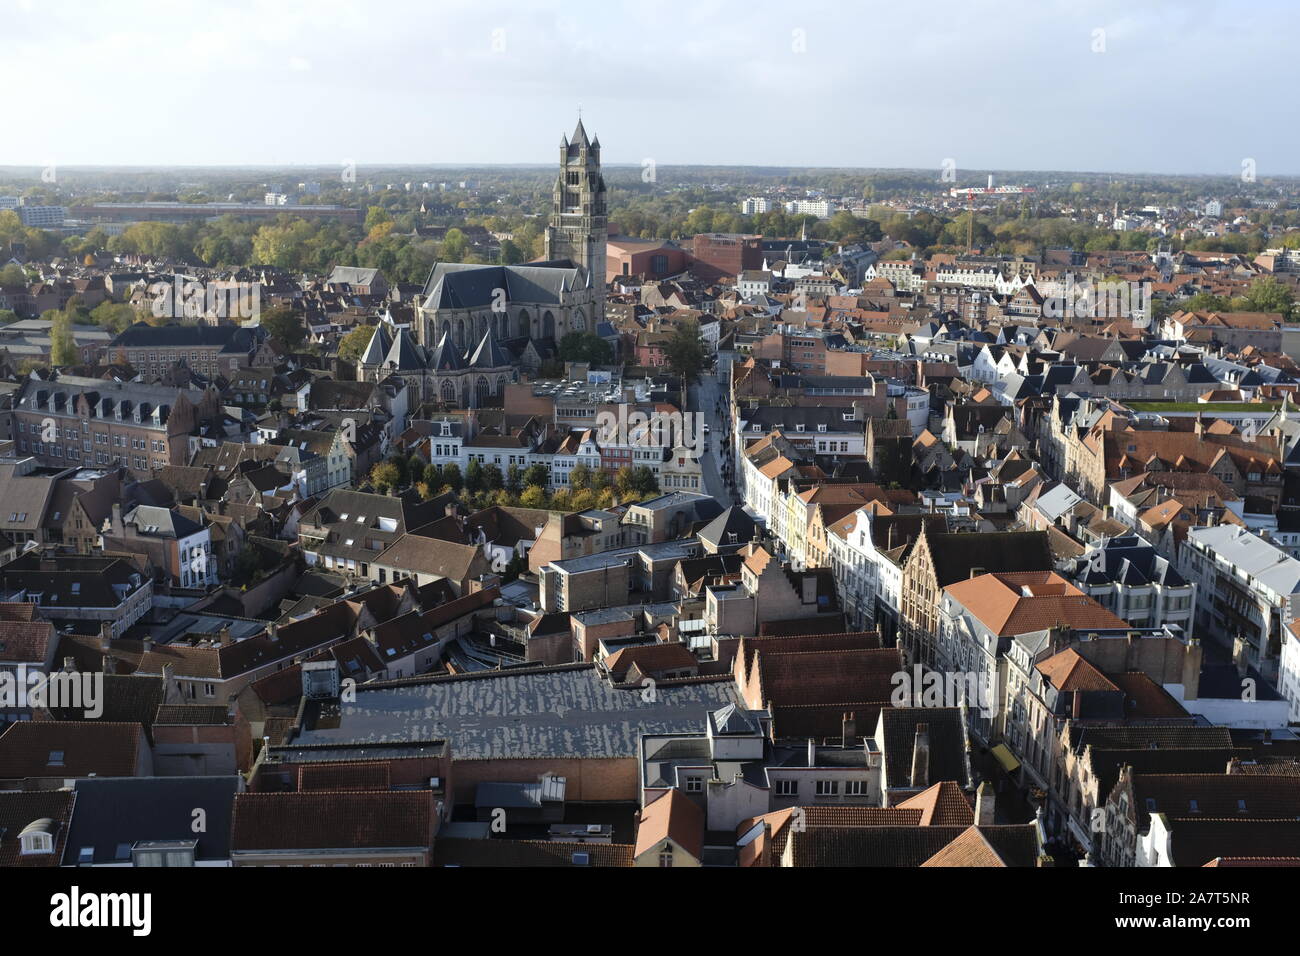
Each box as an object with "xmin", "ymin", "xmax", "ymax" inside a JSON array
[
  {"xmin": 569, "ymin": 463, "xmax": 592, "ymax": 492},
  {"xmin": 0, "ymin": 263, "xmax": 27, "ymax": 287},
  {"xmin": 1238, "ymin": 277, "xmax": 1296, "ymax": 317},
  {"xmin": 664, "ymin": 319, "xmax": 708, "ymax": 385},
  {"xmin": 260, "ymin": 305, "xmax": 306, "ymax": 350},
  {"xmin": 505, "ymin": 464, "xmax": 523, "ymax": 494},
  {"xmin": 338, "ymin": 324, "xmax": 376, "ymax": 361},
  {"xmin": 50, "ymin": 309, "xmax": 77, "ymax": 366},
  {"xmin": 524, "ymin": 463, "xmax": 549, "ymax": 488},
  {"xmin": 630, "ymin": 466, "xmax": 659, "ymax": 497},
  {"xmin": 465, "ymin": 460, "xmax": 485, "ymax": 494},
  {"xmin": 441, "ymin": 462, "xmax": 463, "ymax": 493},
  {"xmin": 558, "ymin": 331, "xmax": 613, "ymax": 366}
]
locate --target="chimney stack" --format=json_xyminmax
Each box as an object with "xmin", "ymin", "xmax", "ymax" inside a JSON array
[
  {"xmin": 807, "ymin": 738, "xmax": 816, "ymax": 768},
  {"xmin": 841, "ymin": 711, "xmax": 857, "ymax": 748},
  {"xmin": 61, "ymin": 656, "xmax": 76, "ymax": 674},
  {"xmin": 1232, "ymin": 635, "xmax": 1250, "ymax": 678},
  {"xmin": 99, "ymin": 621, "xmax": 112, "ymax": 652},
  {"xmin": 1182, "ymin": 637, "xmax": 1202, "ymax": 702},
  {"xmin": 911, "ymin": 723, "xmax": 930, "ymax": 789},
  {"xmin": 975, "ymin": 780, "xmax": 996, "ymax": 825}
]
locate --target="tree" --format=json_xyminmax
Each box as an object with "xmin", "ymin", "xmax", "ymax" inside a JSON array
[
  {"xmin": 50, "ymin": 309, "xmax": 77, "ymax": 366},
  {"xmin": 630, "ymin": 466, "xmax": 659, "ymax": 497},
  {"xmin": 524, "ymin": 463, "xmax": 550, "ymax": 489},
  {"xmin": 520, "ymin": 485, "xmax": 547, "ymax": 508},
  {"xmin": 338, "ymin": 324, "xmax": 376, "ymax": 361},
  {"xmin": 364, "ymin": 206, "xmax": 393, "ymax": 232},
  {"xmin": 484, "ymin": 465, "xmax": 504, "ymax": 491},
  {"xmin": 465, "ymin": 460, "xmax": 485, "ymax": 494},
  {"xmin": 558, "ymin": 331, "xmax": 613, "ymax": 366},
  {"xmin": 505, "ymin": 464, "xmax": 523, "ymax": 494},
  {"xmin": 422, "ymin": 463, "xmax": 443, "ymax": 490},
  {"xmin": 664, "ymin": 320, "xmax": 707, "ymax": 385},
  {"xmin": 569, "ymin": 463, "xmax": 593, "ymax": 492},
  {"xmin": 369, "ymin": 461, "xmax": 400, "ymax": 493},
  {"xmin": 1238, "ymin": 277, "xmax": 1296, "ymax": 317},
  {"xmin": 441, "ymin": 462, "xmax": 463, "ymax": 493},
  {"xmin": 260, "ymin": 306, "xmax": 306, "ymax": 350},
  {"xmin": 440, "ymin": 228, "xmax": 469, "ymax": 263},
  {"xmin": 392, "ymin": 454, "xmax": 414, "ymax": 487},
  {"xmin": 615, "ymin": 465, "xmax": 637, "ymax": 498},
  {"xmin": 0, "ymin": 263, "xmax": 27, "ymax": 287}
]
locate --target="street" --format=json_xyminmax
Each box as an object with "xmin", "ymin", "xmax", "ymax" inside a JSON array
[{"xmin": 689, "ymin": 359, "xmax": 739, "ymax": 506}]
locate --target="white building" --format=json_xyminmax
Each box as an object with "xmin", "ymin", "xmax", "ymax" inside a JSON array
[
  {"xmin": 783, "ymin": 199, "xmax": 831, "ymax": 219},
  {"xmin": 1179, "ymin": 524, "xmax": 1300, "ymax": 681}
]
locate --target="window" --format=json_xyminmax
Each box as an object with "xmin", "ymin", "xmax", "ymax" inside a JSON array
[
  {"xmin": 845, "ymin": 780, "xmax": 865, "ymax": 796},
  {"xmin": 658, "ymin": 845, "xmax": 673, "ymax": 868},
  {"xmin": 775, "ymin": 779, "xmax": 797, "ymax": 797},
  {"xmin": 815, "ymin": 780, "xmax": 839, "ymax": 796},
  {"xmin": 684, "ymin": 776, "xmax": 703, "ymax": 793},
  {"xmin": 20, "ymin": 830, "xmax": 53, "ymax": 856}
]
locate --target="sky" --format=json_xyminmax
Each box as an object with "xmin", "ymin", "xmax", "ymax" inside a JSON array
[{"xmin": 3, "ymin": 0, "xmax": 1297, "ymax": 175}]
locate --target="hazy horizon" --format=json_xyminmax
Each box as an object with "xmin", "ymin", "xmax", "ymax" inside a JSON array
[{"xmin": 5, "ymin": 0, "xmax": 1298, "ymax": 175}]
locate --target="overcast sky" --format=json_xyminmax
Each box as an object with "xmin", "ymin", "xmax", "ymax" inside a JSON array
[{"xmin": 4, "ymin": 0, "xmax": 1295, "ymax": 175}]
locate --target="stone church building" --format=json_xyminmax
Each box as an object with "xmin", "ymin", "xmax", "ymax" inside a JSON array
[{"xmin": 357, "ymin": 120, "xmax": 608, "ymax": 409}]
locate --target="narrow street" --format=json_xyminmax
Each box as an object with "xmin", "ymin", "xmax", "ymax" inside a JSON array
[{"xmin": 688, "ymin": 360, "xmax": 738, "ymax": 506}]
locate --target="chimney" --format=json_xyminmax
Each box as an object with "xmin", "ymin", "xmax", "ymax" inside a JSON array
[
  {"xmin": 1182, "ymin": 637, "xmax": 1202, "ymax": 702},
  {"xmin": 142, "ymin": 636, "xmax": 152, "ymax": 655},
  {"xmin": 1232, "ymin": 635, "xmax": 1250, "ymax": 678},
  {"xmin": 98, "ymin": 621, "xmax": 112, "ymax": 652},
  {"xmin": 975, "ymin": 780, "xmax": 996, "ymax": 826},
  {"xmin": 807, "ymin": 738, "xmax": 816, "ymax": 768},
  {"xmin": 841, "ymin": 712, "xmax": 857, "ymax": 748},
  {"xmin": 910, "ymin": 723, "xmax": 930, "ymax": 788},
  {"xmin": 968, "ymin": 566, "xmax": 985, "ymax": 580},
  {"xmin": 61, "ymin": 656, "xmax": 76, "ymax": 674}
]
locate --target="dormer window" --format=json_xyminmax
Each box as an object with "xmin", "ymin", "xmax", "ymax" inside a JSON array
[{"xmin": 19, "ymin": 821, "xmax": 54, "ymax": 856}]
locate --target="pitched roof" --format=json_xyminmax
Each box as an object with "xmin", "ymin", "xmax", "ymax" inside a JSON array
[
  {"xmin": 924, "ymin": 530, "xmax": 1053, "ymax": 588},
  {"xmin": 0, "ymin": 721, "xmax": 143, "ymax": 780},
  {"xmin": 945, "ymin": 571, "xmax": 1127, "ymax": 636},
  {"xmin": 919, "ymin": 824, "xmax": 1041, "ymax": 867},
  {"xmin": 433, "ymin": 838, "xmax": 633, "ymax": 867},
  {"xmin": 635, "ymin": 788, "xmax": 704, "ymax": 860},
  {"xmin": 897, "ymin": 780, "xmax": 976, "ymax": 826},
  {"xmin": 0, "ymin": 790, "xmax": 76, "ymax": 867},
  {"xmin": 230, "ymin": 790, "xmax": 435, "ymax": 851}
]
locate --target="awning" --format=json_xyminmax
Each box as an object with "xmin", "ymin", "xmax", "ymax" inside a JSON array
[{"xmin": 990, "ymin": 744, "xmax": 1021, "ymax": 773}]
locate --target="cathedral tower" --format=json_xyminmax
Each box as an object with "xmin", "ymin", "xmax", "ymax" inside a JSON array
[{"xmin": 544, "ymin": 119, "xmax": 607, "ymax": 305}]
